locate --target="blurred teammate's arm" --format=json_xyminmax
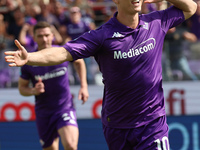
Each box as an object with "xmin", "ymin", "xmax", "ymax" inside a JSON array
[
  {"xmin": 73, "ymin": 59, "xmax": 89, "ymax": 104},
  {"xmin": 18, "ymin": 24, "xmax": 30, "ymax": 46},
  {"xmin": 18, "ymin": 77, "xmax": 45, "ymax": 96},
  {"xmin": 51, "ymin": 25, "xmax": 63, "ymax": 45}
]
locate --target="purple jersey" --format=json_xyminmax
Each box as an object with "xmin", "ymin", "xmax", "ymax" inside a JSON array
[
  {"xmin": 63, "ymin": 6, "xmax": 185, "ymax": 128},
  {"xmin": 20, "ymin": 53, "xmax": 73, "ymax": 115}
]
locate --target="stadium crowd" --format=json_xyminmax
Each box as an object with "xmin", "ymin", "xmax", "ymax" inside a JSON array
[{"xmin": 0, "ymin": 0, "xmax": 200, "ymax": 88}]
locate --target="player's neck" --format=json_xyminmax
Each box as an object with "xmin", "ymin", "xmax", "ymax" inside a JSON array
[{"xmin": 116, "ymin": 12, "xmax": 139, "ymax": 29}]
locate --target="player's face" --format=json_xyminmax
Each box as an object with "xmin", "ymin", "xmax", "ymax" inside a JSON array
[
  {"xmin": 113, "ymin": 0, "xmax": 143, "ymax": 14},
  {"xmin": 34, "ymin": 27, "xmax": 54, "ymax": 50}
]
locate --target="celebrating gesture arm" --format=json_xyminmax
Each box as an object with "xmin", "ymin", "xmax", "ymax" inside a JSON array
[
  {"xmin": 144, "ymin": 0, "xmax": 197, "ymax": 20},
  {"xmin": 5, "ymin": 40, "xmax": 73, "ymax": 67}
]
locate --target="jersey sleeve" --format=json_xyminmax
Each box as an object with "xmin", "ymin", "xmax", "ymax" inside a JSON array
[
  {"xmin": 149, "ymin": 6, "xmax": 185, "ymax": 33},
  {"xmin": 161, "ymin": 6, "xmax": 185, "ymax": 32},
  {"xmin": 63, "ymin": 29, "xmax": 103, "ymax": 60}
]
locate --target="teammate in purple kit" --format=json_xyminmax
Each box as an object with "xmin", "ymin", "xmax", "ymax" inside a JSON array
[
  {"xmin": 5, "ymin": 0, "xmax": 197, "ymax": 149},
  {"xmin": 17, "ymin": 21, "xmax": 89, "ymax": 150}
]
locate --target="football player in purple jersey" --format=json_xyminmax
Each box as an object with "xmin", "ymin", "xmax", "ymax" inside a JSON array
[
  {"xmin": 17, "ymin": 21, "xmax": 89, "ymax": 150},
  {"xmin": 5, "ymin": 0, "xmax": 197, "ymax": 149}
]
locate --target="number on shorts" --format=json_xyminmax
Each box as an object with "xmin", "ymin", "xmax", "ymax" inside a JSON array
[{"xmin": 154, "ymin": 136, "xmax": 170, "ymax": 150}]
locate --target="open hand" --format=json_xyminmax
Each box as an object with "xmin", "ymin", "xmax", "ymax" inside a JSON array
[{"xmin": 5, "ymin": 40, "xmax": 28, "ymax": 67}]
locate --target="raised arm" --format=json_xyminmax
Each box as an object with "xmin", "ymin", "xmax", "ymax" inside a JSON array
[
  {"xmin": 18, "ymin": 24, "xmax": 30, "ymax": 46},
  {"xmin": 5, "ymin": 40, "xmax": 73, "ymax": 67},
  {"xmin": 144, "ymin": 0, "xmax": 197, "ymax": 20},
  {"xmin": 51, "ymin": 25, "xmax": 63, "ymax": 45},
  {"xmin": 167, "ymin": 0, "xmax": 197, "ymax": 20}
]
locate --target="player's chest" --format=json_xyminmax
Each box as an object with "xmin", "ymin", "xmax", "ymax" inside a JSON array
[{"xmin": 103, "ymin": 32, "xmax": 157, "ymax": 61}]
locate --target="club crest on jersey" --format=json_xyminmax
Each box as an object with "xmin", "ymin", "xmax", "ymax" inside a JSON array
[
  {"xmin": 112, "ymin": 32, "xmax": 124, "ymax": 38},
  {"xmin": 141, "ymin": 22, "xmax": 149, "ymax": 30}
]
